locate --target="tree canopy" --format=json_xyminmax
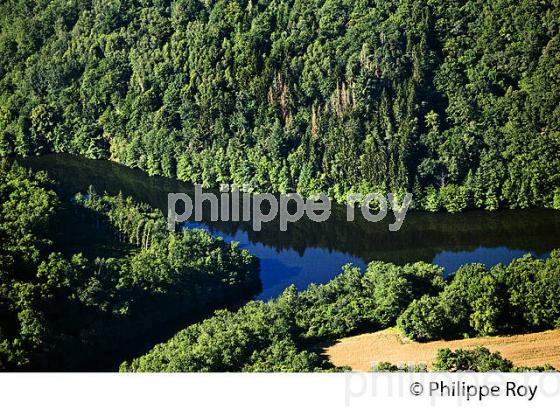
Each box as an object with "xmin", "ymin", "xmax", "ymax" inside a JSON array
[
  {"xmin": 0, "ymin": 161, "xmax": 260, "ymax": 370},
  {"xmin": 1, "ymin": 0, "xmax": 559, "ymax": 209}
]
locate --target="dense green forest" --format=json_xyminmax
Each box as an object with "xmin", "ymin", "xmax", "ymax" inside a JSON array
[
  {"xmin": 123, "ymin": 253, "xmax": 560, "ymax": 372},
  {"xmin": 398, "ymin": 253, "xmax": 560, "ymax": 341},
  {"xmin": 1, "ymin": 0, "xmax": 560, "ymax": 374},
  {"xmin": 0, "ymin": 161, "xmax": 259, "ymax": 370},
  {"xmin": 1, "ymin": 0, "xmax": 560, "ymax": 210}
]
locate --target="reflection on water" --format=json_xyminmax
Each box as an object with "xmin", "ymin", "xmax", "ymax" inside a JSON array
[
  {"xmin": 20, "ymin": 154, "xmax": 560, "ymax": 299},
  {"xmin": 186, "ymin": 221, "xmax": 555, "ymax": 300},
  {"xmin": 185, "ymin": 222, "xmax": 367, "ymax": 300},
  {"xmin": 432, "ymin": 247, "xmax": 550, "ymax": 275}
]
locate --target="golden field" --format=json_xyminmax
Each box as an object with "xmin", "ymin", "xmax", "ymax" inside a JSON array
[{"xmin": 324, "ymin": 328, "xmax": 560, "ymax": 371}]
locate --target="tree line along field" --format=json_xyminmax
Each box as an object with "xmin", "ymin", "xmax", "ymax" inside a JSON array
[
  {"xmin": 1, "ymin": 0, "xmax": 560, "ymax": 210},
  {"xmin": 325, "ymin": 328, "xmax": 560, "ymax": 371}
]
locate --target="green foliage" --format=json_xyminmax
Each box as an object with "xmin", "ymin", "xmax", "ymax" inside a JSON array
[
  {"xmin": 0, "ymin": 162, "xmax": 260, "ymax": 370},
  {"xmin": 375, "ymin": 347, "xmax": 555, "ymax": 372},
  {"xmin": 397, "ymin": 295, "xmax": 447, "ymax": 341},
  {"xmin": 295, "ymin": 265, "xmax": 379, "ymax": 339},
  {"xmin": 0, "ymin": 160, "xmax": 58, "ymax": 265},
  {"xmin": 295, "ymin": 261, "xmax": 445, "ymax": 339},
  {"xmin": 371, "ymin": 362, "xmax": 427, "ymax": 372},
  {"xmin": 432, "ymin": 347, "xmax": 514, "ymax": 372},
  {"xmin": 1, "ymin": 0, "xmax": 559, "ymax": 209},
  {"xmin": 440, "ymin": 185, "xmax": 470, "ymax": 213},
  {"xmin": 512, "ymin": 364, "xmax": 557, "ymax": 372},
  {"xmin": 555, "ymin": 188, "xmax": 560, "ymax": 210},
  {"xmin": 398, "ymin": 254, "xmax": 560, "ymax": 341},
  {"xmin": 121, "ymin": 287, "xmax": 330, "ymax": 372}
]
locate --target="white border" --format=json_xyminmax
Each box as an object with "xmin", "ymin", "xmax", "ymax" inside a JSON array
[{"xmin": 0, "ymin": 373, "xmax": 558, "ymax": 409}]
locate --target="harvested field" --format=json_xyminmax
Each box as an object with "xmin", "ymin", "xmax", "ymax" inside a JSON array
[{"xmin": 324, "ymin": 328, "xmax": 560, "ymax": 371}]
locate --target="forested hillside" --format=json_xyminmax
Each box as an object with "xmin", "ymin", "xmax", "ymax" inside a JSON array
[
  {"xmin": 1, "ymin": 0, "xmax": 559, "ymax": 210},
  {"xmin": 0, "ymin": 161, "xmax": 259, "ymax": 370}
]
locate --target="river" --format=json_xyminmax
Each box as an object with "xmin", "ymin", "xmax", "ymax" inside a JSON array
[{"xmin": 21, "ymin": 154, "xmax": 560, "ymax": 300}]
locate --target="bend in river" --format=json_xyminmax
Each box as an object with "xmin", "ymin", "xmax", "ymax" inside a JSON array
[{"xmin": 20, "ymin": 154, "xmax": 560, "ymax": 300}]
